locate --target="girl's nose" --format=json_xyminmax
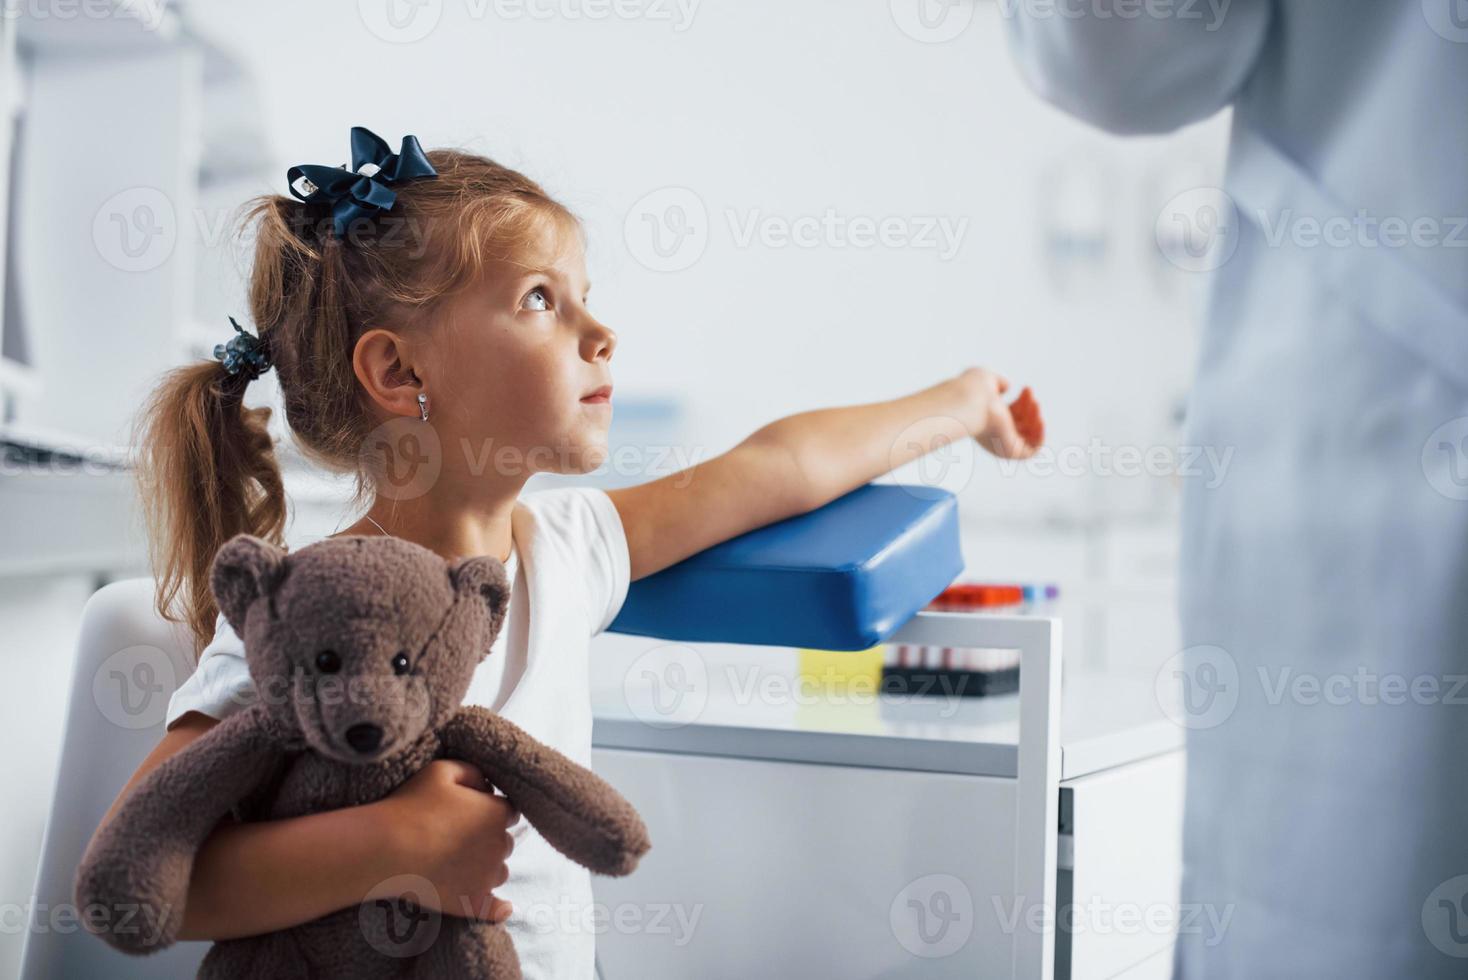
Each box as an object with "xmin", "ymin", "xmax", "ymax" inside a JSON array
[{"xmin": 583, "ymin": 316, "xmax": 617, "ymax": 362}]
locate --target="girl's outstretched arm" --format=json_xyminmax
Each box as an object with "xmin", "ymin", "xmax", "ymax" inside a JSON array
[{"xmin": 608, "ymin": 368, "xmax": 1043, "ymax": 581}]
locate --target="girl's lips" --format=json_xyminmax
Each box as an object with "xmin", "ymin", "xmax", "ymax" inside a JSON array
[{"xmin": 581, "ymin": 386, "xmax": 613, "ymax": 404}]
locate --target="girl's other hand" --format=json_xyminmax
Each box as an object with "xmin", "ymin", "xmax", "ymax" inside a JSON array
[
  {"xmin": 958, "ymin": 367, "xmax": 1045, "ymax": 460},
  {"xmin": 368, "ymin": 759, "xmax": 520, "ymax": 923}
]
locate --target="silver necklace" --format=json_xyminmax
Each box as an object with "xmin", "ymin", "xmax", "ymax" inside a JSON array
[
  {"xmin": 329, "ymin": 512, "xmax": 393, "ymax": 539},
  {"xmin": 343, "ymin": 513, "xmax": 514, "ymax": 567}
]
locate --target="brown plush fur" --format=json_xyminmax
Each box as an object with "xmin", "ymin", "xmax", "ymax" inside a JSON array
[{"xmin": 76, "ymin": 534, "xmax": 650, "ymax": 978}]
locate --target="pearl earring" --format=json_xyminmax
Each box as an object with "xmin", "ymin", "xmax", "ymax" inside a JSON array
[{"xmin": 417, "ymin": 392, "xmax": 429, "ymax": 422}]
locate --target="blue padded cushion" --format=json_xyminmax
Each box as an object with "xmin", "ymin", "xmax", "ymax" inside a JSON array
[{"xmin": 608, "ymin": 484, "xmax": 964, "ymax": 650}]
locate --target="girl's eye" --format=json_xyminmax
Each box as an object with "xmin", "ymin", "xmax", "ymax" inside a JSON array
[
  {"xmin": 521, "ymin": 287, "xmax": 550, "ymax": 312},
  {"xmin": 391, "ymin": 652, "xmax": 411, "ymax": 676},
  {"xmin": 315, "ymin": 650, "xmax": 342, "ymax": 674}
]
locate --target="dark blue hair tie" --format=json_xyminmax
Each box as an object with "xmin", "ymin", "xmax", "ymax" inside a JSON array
[
  {"xmin": 214, "ymin": 316, "xmax": 272, "ymax": 382},
  {"xmin": 286, "ymin": 126, "xmax": 438, "ymax": 237}
]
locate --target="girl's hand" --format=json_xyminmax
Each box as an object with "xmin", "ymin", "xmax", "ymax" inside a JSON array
[
  {"xmin": 368, "ymin": 759, "xmax": 520, "ymax": 923},
  {"xmin": 958, "ymin": 367, "xmax": 1045, "ymax": 460}
]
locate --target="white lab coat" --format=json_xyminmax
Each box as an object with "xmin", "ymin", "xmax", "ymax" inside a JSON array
[{"xmin": 1007, "ymin": 2, "xmax": 1468, "ymax": 976}]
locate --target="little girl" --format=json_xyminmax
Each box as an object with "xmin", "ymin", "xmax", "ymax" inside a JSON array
[{"xmin": 94, "ymin": 126, "xmax": 1044, "ymax": 978}]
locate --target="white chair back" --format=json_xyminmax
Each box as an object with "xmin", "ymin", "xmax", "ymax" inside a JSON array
[{"xmin": 20, "ymin": 578, "xmax": 210, "ymax": 979}]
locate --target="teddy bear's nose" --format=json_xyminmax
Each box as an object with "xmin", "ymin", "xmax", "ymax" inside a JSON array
[{"xmin": 345, "ymin": 723, "xmax": 384, "ymax": 753}]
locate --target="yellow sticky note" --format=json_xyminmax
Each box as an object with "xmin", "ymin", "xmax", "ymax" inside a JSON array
[
  {"xmin": 795, "ymin": 645, "xmax": 887, "ymax": 731},
  {"xmin": 796, "ymin": 645, "xmax": 886, "ymax": 692}
]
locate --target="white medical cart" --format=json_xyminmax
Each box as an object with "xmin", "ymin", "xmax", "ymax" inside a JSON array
[{"xmin": 589, "ymin": 612, "xmax": 1187, "ymax": 980}]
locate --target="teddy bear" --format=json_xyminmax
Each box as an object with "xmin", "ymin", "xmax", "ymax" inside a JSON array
[{"xmin": 75, "ymin": 533, "xmax": 651, "ymax": 979}]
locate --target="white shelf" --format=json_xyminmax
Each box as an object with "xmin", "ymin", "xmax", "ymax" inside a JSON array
[
  {"xmin": 0, "ymin": 467, "xmax": 141, "ymax": 578},
  {"xmin": 592, "ymin": 616, "xmax": 1179, "ymax": 781}
]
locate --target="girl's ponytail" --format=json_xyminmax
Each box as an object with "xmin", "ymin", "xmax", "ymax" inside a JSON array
[{"xmin": 135, "ymin": 360, "xmax": 285, "ymax": 654}]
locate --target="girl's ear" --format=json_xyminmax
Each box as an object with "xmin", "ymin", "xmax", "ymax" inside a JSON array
[
  {"xmin": 211, "ymin": 534, "xmax": 287, "ymax": 635},
  {"xmin": 352, "ymin": 327, "xmax": 424, "ymax": 420}
]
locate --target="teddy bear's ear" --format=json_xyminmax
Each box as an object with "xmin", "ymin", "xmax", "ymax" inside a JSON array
[
  {"xmin": 210, "ymin": 534, "xmax": 288, "ymax": 635},
  {"xmin": 449, "ymin": 555, "xmax": 511, "ymax": 634}
]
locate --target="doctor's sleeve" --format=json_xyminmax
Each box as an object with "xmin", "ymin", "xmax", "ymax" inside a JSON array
[{"xmin": 1003, "ymin": 0, "xmax": 1274, "ymax": 135}]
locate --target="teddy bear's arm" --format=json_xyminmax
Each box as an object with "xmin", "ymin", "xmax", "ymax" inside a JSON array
[
  {"xmin": 440, "ymin": 706, "xmax": 650, "ymax": 877},
  {"xmin": 74, "ymin": 704, "xmax": 280, "ymax": 954}
]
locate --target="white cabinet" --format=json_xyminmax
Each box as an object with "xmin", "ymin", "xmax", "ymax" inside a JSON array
[
  {"xmin": 590, "ymin": 613, "xmax": 1186, "ymax": 979},
  {"xmin": 590, "ymin": 751, "xmax": 1021, "ymax": 979},
  {"xmin": 1058, "ymin": 752, "xmax": 1185, "ymax": 980},
  {"xmin": 588, "ymin": 746, "xmax": 1185, "ymax": 980}
]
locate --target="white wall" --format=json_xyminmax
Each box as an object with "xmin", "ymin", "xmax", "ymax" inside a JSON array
[{"xmin": 184, "ymin": 0, "xmax": 1229, "ymax": 522}]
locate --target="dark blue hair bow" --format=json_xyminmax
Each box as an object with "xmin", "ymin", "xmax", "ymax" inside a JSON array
[
  {"xmin": 214, "ymin": 316, "xmax": 272, "ymax": 382},
  {"xmin": 286, "ymin": 126, "xmax": 438, "ymax": 237}
]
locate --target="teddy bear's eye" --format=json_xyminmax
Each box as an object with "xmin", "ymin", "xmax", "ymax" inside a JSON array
[
  {"xmin": 315, "ymin": 650, "xmax": 342, "ymax": 674},
  {"xmin": 391, "ymin": 652, "xmax": 411, "ymax": 676}
]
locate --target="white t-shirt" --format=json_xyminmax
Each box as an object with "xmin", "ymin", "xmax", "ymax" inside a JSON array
[{"xmin": 165, "ymin": 486, "xmax": 631, "ymax": 980}]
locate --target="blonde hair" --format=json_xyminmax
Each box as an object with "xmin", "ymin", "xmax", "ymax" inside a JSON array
[{"xmin": 137, "ymin": 148, "xmax": 578, "ymax": 652}]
